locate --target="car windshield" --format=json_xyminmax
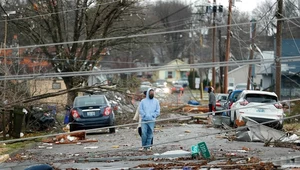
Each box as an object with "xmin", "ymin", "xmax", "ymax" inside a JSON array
[
  {"xmin": 74, "ymin": 96, "xmax": 107, "ymax": 107},
  {"xmin": 245, "ymin": 94, "xmax": 277, "ymax": 103}
]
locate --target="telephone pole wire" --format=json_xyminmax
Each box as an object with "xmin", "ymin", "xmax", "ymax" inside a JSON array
[
  {"xmin": 247, "ymin": 19, "xmax": 256, "ymax": 90},
  {"xmin": 224, "ymin": 0, "xmax": 232, "ymax": 93},
  {"xmin": 275, "ymin": 0, "xmax": 283, "ymax": 100}
]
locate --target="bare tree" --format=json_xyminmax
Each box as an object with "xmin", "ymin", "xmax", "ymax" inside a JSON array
[
  {"xmin": 150, "ymin": 0, "xmax": 193, "ymax": 62},
  {"xmin": 1, "ymin": 0, "xmax": 143, "ymax": 105}
]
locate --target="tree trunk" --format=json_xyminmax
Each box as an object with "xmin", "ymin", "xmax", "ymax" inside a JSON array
[{"xmin": 63, "ymin": 77, "xmax": 77, "ymax": 106}]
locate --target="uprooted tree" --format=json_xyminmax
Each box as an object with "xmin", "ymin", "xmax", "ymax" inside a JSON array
[{"xmin": 1, "ymin": 0, "xmax": 145, "ymax": 105}]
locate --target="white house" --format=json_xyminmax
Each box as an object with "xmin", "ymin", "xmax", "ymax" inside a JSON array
[{"xmin": 153, "ymin": 59, "xmax": 190, "ymax": 83}]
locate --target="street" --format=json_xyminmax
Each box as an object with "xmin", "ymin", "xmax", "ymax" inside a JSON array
[{"xmin": 1, "ymin": 121, "xmax": 300, "ymax": 169}]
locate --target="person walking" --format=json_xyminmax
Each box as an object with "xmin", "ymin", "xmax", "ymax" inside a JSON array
[
  {"xmin": 139, "ymin": 88, "xmax": 160, "ymax": 151},
  {"xmin": 133, "ymin": 91, "xmax": 153, "ymax": 148},
  {"xmin": 208, "ymin": 86, "xmax": 216, "ymax": 124}
]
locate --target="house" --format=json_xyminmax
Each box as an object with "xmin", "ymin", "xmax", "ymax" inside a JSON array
[
  {"xmin": 227, "ymin": 64, "xmax": 263, "ymax": 89},
  {"xmin": 259, "ymin": 39, "xmax": 300, "ymax": 98},
  {"xmin": 153, "ymin": 59, "xmax": 190, "ymax": 83},
  {"xmin": 29, "ymin": 78, "xmax": 68, "ymax": 106}
]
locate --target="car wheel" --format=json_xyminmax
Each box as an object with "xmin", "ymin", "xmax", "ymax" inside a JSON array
[
  {"xmin": 276, "ymin": 123, "xmax": 283, "ymax": 130},
  {"xmin": 69, "ymin": 124, "xmax": 77, "ymax": 132},
  {"xmin": 233, "ymin": 112, "xmax": 237, "ymax": 128},
  {"xmin": 109, "ymin": 127, "xmax": 116, "ymax": 133}
]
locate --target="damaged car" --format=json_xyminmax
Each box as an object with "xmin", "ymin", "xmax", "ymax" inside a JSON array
[{"xmin": 230, "ymin": 90, "xmax": 284, "ymax": 130}]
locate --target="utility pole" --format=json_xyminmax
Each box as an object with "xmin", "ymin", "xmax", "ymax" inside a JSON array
[
  {"xmin": 218, "ymin": 29, "xmax": 223, "ymax": 93},
  {"xmin": 224, "ymin": 0, "xmax": 232, "ymax": 93},
  {"xmin": 275, "ymin": 0, "xmax": 283, "ymax": 100},
  {"xmin": 211, "ymin": 0, "xmax": 216, "ymax": 88},
  {"xmin": 247, "ymin": 19, "xmax": 256, "ymax": 90}
]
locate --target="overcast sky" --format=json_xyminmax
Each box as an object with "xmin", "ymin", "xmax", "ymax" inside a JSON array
[{"xmin": 150, "ymin": 0, "xmax": 260, "ymax": 13}]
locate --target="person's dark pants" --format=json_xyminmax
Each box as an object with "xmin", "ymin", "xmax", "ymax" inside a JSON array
[
  {"xmin": 209, "ymin": 104, "xmax": 214, "ymax": 112},
  {"xmin": 138, "ymin": 126, "xmax": 153, "ymax": 145}
]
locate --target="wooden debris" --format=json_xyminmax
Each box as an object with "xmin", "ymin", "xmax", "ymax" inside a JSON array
[{"xmin": 41, "ymin": 131, "xmax": 96, "ymax": 144}]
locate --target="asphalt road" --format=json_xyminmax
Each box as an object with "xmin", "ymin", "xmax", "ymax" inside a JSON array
[{"xmin": 1, "ymin": 122, "xmax": 300, "ymax": 169}]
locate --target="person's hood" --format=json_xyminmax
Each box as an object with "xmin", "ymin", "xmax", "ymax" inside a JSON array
[{"xmin": 146, "ymin": 88, "xmax": 154, "ymax": 99}]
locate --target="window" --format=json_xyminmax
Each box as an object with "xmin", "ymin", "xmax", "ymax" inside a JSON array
[
  {"xmin": 168, "ymin": 71, "xmax": 173, "ymax": 78},
  {"xmin": 52, "ymin": 82, "xmax": 61, "ymax": 89}
]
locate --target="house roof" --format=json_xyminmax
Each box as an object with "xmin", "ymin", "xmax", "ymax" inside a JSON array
[{"xmin": 166, "ymin": 59, "xmax": 188, "ymax": 66}]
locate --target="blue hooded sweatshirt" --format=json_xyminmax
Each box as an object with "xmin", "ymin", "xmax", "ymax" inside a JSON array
[{"xmin": 139, "ymin": 88, "xmax": 160, "ymax": 121}]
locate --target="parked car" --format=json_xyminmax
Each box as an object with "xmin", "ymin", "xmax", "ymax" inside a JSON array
[
  {"xmin": 171, "ymin": 84, "xmax": 184, "ymax": 94},
  {"xmin": 69, "ymin": 95, "xmax": 116, "ymax": 133},
  {"xmin": 234, "ymin": 83, "xmax": 247, "ymax": 90},
  {"xmin": 230, "ymin": 90, "xmax": 284, "ymax": 130},
  {"xmin": 223, "ymin": 89, "xmax": 243, "ymax": 116},
  {"xmin": 141, "ymin": 81, "xmax": 152, "ymax": 86},
  {"xmin": 139, "ymin": 85, "xmax": 151, "ymax": 93},
  {"xmin": 228, "ymin": 82, "xmax": 235, "ymax": 93},
  {"xmin": 172, "ymin": 78, "xmax": 189, "ymax": 87},
  {"xmin": 154, "ymin": 79, "xmax": 167, "ymax": 87},
  {"xmin": 215, "ymin": 93, "xmax": 228, "ymax": 112}
]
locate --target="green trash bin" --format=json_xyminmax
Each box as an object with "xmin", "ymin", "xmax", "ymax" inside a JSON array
[{"xmin": 12, "ymin": 107, "xmax": 24, "ymax": 138}]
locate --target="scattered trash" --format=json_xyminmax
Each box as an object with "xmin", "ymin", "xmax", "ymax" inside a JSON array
[
  {"xmin": 212, "ymin": 116, "xmax": 231, "ymax": 127},
  {"xmin": 46, "ymin": 147, "xmax": 53, "ymax": 149},
  {"xmin": 191, "ymin": 145, "xmax": 199, "ymax": 158},
  {"xmin": 242, "ymin": 146, "xmax": 250, "ymax": 151},
  {"xmin": 281, "ymin": 134, "xmax": 300, "ymax": 143},
  {"xmin": 112, "ymin": 145, "xmax": 120, "ymax": 148},
  {"xmin": 20, "ymin": 133, "xmax": 24, "ymax": 138},
  {"xmin": 38, "ymin": 146, "xmax": 46, "ymax": 149},
  {"xmin": 161, "ymin": 150, "xmax": 190, "ymax": 156},
  {"xmin": 0, "ymin": 154, "xmax": 10, "ymax": 163},
  {"xmin": 247, "ymin": 119, "xmax": 286, "ymax": 142},
  {"xmin": 184, "ymin": 130, "xmax": 191, "ymax": 133},
  {"xmin": 63, "ymin": 124, "xmax": 70, "ymax": 132},
  {"xmin": 42, "ymin": 131, "xmax": 98, "ymax": 144},
  {"xmin": 226, "ymin": 153, "xmax": 237, "ymax": 156},
  {"xmin": 84, "ymin": 146, "xmax": 99, "ymax": 149}
]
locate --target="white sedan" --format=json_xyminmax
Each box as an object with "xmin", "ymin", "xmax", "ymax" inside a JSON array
[{"xmin": 230, "ymin": 90, "xmax": 284, "ymax": 130}]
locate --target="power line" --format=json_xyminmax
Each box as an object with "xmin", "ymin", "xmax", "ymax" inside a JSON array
[
  {"xmin": 3, "ymin": 15, "xmax": 300, "ymax": 51},
  {"xmin": 1, "ymin": 56, "xmax": 300, "ymax": 81}
]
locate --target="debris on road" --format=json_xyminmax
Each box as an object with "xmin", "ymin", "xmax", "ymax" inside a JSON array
[
  {"xmin": 84, "ymin": 146, "xmax": 99, "ymax": 149},
  {"xmin": 0, "ymin": 154, "xmax": 9, "ymax": 163},
  {"xmin": 41, "ymin": 131, "xmax": 98, "ymax": 144}
]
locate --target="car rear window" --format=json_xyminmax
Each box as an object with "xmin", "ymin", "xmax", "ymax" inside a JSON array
[
  {"xmin": 245, "ymin": 94, "xmax": 277, "ymax": 103},
  {"xmin": 74, "ymin": 96, "xmax": 106, "ymax": 107}
]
